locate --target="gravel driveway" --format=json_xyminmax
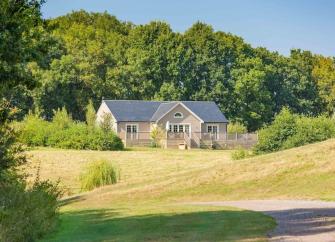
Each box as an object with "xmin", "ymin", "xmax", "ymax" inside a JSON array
[{"xmin": 190, "ymin": 200, "xmax": 335, "ymax": 242}]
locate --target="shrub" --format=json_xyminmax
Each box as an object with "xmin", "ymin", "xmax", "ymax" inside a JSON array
[
  {"xmin": 80, "ymin": 160, "xmax": 119, "ymax": 191},
  {"xmin": 283, "ymin": 115, "xmax": 335, "ymax": 149},
  {"xmin": 52, "ymin": 107, "xmax": 73, "ymax": 129},
  {"xmin": 19, "ymin": 113, "xmax": 51, "ymax": 146},
  {"xmin": 18, "ymin": 107, "xmax": 124, "ymax": 151},
  {"xmin": 85, "ymin": 100, "xmax": 96, "ymax": 128},
  {"xmin": 228, "ymin": 122, "xmax": 247, "ymax": 134},
  {"xmin": 254, "ymin": 107, "xmax": 335, "ymax": 154},
  {"xmin": 231, "ymin": 147, "xmax": 253, "ymax": 160},
  {"xmin": 254, "ymin": 108, "xmax": 298, "ymax": 154},
  {"xmin": 0, "ymin": 180, "xmax": 61, "ymax": 242},
  {"xmin": 47, "ymin": 123, "xmax": 89, "ymax": 149},
  {"xmin": 150, "ymin": 126, "xmax": 165, "ymax": 147},
  {"xmin": 88, "ymin": 129, "xmax": 124, "ymax": 151}
]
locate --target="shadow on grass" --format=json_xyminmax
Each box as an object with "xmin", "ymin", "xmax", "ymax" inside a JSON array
[
  {"xmin": 58, "ymin": 194, "xmax": 86, "ymax": 207},
  {"xmin": 43, "ymin": 208, "xmax": 274, "ymax": 242},
  {"xmin": 264, "ymin": 207, "xmax": 335, "ymax": 238}
]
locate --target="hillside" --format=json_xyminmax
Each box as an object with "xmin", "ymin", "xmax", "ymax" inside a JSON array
[
  {"xmin": 27, "ymin": 139, "xmax": 335, "ymax": 204},
  {"xmin": 24, "ymin": 139, "xmax": 335, "ymax": 241}
]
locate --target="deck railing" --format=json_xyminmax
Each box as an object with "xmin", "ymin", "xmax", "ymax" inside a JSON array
[{"xmin": 123, "ymin": 131, "xmax": 258, "ymax": 149}]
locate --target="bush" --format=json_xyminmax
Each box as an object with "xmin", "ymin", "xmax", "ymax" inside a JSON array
[
  {"xmin": 254, "ymin": 108, "xmax": 298, "ymax": 154},
  {"xmin": 80, "ymin": 160, "xmax": 119, "ymax": 191},
  {"xmin": 231, "ymin": 147, "xmax": 253, "ymax": 160},
  {"xmin": 88, "ymin": 129, "xmax": 124, "ymax": 151},
  {"xmin": 228, "ymin": 122, "xmax": 247, "ymax": 134},
  {"xmin": 18, "ymin": 109, "xmax": 124, "ymax": 151},
  {"xmin": 19, "ymin": 113, "xmax": 51, "ymax": 146},
  {"xmin": 254, "ymin": 108, "xmax": 335, "ymax": 154},
  {"xmin": 283, "ymin": 115, "xmax": 335, "ymax": 149},
  {"xmin": 0, "ymin": 180, "xmax": 61, "ymax": 242},
  {"xmin": 150, "ymin": 126, "xmax": 165, "ymax": 147}
]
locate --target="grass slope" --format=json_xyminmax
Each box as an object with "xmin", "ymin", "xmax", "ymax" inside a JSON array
[{"xmin": 26, "ymin": 139, "xmax": 335, "ymax": 241}]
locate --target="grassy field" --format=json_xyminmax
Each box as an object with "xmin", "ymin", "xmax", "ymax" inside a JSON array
[{"xmin": 25, "ymin": 139, "xmax": 335, "ymax": 241}]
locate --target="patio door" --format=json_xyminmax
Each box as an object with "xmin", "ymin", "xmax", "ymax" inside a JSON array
[
  {"xmin": 126, "ymin": 124, "xmax": 138, "ymax": 140},
  {"xmin": 207, "ymin": 124, "xmax": 218, "ymax": 140}
]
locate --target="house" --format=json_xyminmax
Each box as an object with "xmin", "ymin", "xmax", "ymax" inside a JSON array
[{"xmin": 96, "ymin": 100, "xmax": 229, "ymax": 148}]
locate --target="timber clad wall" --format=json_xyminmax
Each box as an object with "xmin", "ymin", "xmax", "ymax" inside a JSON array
[
  {"xmin": 157, "ymin": 104, "xmax": 202, "ymax": 147},
  {"xmin": 96, "ymin": 102, "xmax": 118, "ymax": 132},
  {"xmin": 118, "ymin": 121, "xmax": 151, "ymax": 142}
]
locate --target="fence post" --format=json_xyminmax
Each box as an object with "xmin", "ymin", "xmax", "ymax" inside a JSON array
[{"xmin": 235, "ymin": 132, "xmax": 238, "ymax": 141}]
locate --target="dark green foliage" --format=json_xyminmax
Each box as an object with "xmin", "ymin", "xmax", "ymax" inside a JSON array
[
  {"xmin": 0, "ymin": 101, "xmax": 61, "ymax": 242},
  {"xmin": 283, "ymin": 116, "xmax": 335, "ymax": 149},
  {"xmin": 0, "ymin": 179, "xmax": 61, "ymax": 242},
  {"xmin": 0, "ymin": 101, "xmax": 26, "ymax": 181},
  {"xmin": 254, "ymin": 108, "xmax": 298, "ymax": 153},
  {"xmin": 0, "ymin": 2, "xmax": 62, "ymax": 241},
  {"xmin": 80, "ymin": 160, "xmax": 119, "ymax": 191},
  {"xmin": 19, "ymin": 110, "xmax": 124, "ymax": 151},
  {"xmin": 254, "ymin": 108, "xmax": 335, "ymax": 154},
  {"xmin": 26, "ymin": 11, "xmax": 335, "ymax": 131},
  {"xmin": 3, "ymin": 8, "xmax": 335, "ymax": 131}
]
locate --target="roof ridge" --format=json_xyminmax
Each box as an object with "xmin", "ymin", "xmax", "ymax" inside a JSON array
[{"xmin": 103, "ymin": 99, "xmax": 165, "ymax": 102}]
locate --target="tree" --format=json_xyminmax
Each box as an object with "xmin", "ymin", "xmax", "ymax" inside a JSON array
[
  {"xmin": 85, "ymin": 100, "xmax": 96, "ymax": 127},
  {"xmin": 231, "ymin": 58, "xmax": 274, "ymax": 131},
  {"xmin": 0, "ymin": 0, "xmax": 44, "ymax": 95},
  {"xmin": 312, "ymin": 56, "xmax": 335, "ymax": 114},
  {"xmin": 100, "ymin": 113, "xmax": 113, "ymax": 132},
  {"xmin": 0, "ymin": 100, "xmax": 26, "ymax": 183}
]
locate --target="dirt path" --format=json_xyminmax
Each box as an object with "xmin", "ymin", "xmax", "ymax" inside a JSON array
[{"xmin": 190, "ymin": 200, "xmax": 335, "ymax": 242}]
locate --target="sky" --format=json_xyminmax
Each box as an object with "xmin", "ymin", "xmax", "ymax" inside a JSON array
[{"xmin": 42, "ymin": 0, "xmax": 335, "ymax": 57}]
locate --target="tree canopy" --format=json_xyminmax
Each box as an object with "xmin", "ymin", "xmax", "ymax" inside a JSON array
[{"xmin": 2, "ymin": 9, "xmax": 335, "ymax": 131}]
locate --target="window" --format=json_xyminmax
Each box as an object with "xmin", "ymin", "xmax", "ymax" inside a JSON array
[
  {"xmin": 179, "ymin": 125, "xmax": 184, "ymax": 133},
  {"xmin": 126, "ymin": 124, "xmax": 138, "ymax": 133},
  {"xmin": 207, "ymin": 126, "xmax": 212, "ymax": 133},
  {"xmin": 126, "ymin": 124, "xmax": 138, "ymax": 139},
  {"xmin": 185, "ymin": 125, "xmax": 190, "ymax": 133},
  {"xmin": 207, "ymin": 124, "xmax": 219, "ymax": 139},
  {"xmin": 126, "ymin": 125, "xmax": 132, "ymax": 133},
  {"xmin": 169, "ymin": 123, "xmax": 191, "ymax": 133},
  {"xmin": 174, "ymin": 112, "xmax": 183, "ymax": 118}
]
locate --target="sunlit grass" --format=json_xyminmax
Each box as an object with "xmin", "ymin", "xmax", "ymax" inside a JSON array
[{"xmin": 27, "ymin": 139, "xmax": 335, "ymax": 241}]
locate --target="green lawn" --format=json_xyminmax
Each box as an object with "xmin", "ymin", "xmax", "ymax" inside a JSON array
[
  {"xmin": 43, "ymin": 205, "xmax": 274, "ymax": 242},
  {"xmin": 25, "ymin": 139, "xmax": 335, "ymax": 241}
]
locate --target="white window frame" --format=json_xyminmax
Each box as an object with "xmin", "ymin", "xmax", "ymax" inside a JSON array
[
  {"xmin": 174, "ymin": 112, "xmax": 183, "ymax": 119},
  {"xmin": 169, "ymin": 123, "xmax": 191, "ymax": 133},
  {"xmin": 207, "ymin": 124, "xmax": 219, "ymax": 139},
  {"xmin": 126, "ymin": 123, "xmax": 139, "ymax": 139}
]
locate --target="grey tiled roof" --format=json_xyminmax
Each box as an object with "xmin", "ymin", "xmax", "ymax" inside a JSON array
[
  {"xmin": 103, "ymin": 100, "xmax": 163, "ymax": 122},
  {"xmin": 150, "ymin": 102, "xmax": 178, "ymax": 121},
  {"xmin": 182, "ymin": 101, "xmax": 228, "ymax": 122},
  {"xmin": 103, "ymin": 100, "xmax": 228, "ymax": 123}
]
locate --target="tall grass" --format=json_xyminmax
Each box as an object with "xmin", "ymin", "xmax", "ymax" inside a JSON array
[{"xmin": 80, "ymin": 160, "xmax": 119, "ymax": 191}]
